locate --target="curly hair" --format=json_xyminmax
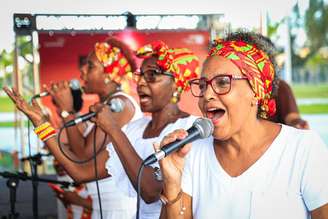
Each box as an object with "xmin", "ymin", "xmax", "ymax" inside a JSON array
[
  {"xmin": 104, "ymin": 37, "xmax": 138, "ymax": 72},
  {"xmin": 222, "ymin": 30, "xmax": 280, "ymax": 97}
]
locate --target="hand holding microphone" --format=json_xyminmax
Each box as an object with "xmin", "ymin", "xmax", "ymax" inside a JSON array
[
  {"xmin": 64, "ymin": 98, "xmax": 125, "ymax": 128},
  {"xmin": 36, "ymin": 79, "xmax": 82, "ymax": 113}
]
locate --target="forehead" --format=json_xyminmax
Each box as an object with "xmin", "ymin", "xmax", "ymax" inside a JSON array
[
  {"xmin": 141, "ymin": 57, "xmax": 159, "ymax": 70},
  {"xmin": 201, "ymin": 56, "xmax": 242, "ymax": 78}
]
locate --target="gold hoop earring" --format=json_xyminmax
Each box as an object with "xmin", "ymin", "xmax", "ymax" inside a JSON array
[
  {"xmin": 170, "ymin": 91, "xmax": 179, "ymax": 104},
  {"xmin": 104, "ymin": 77, "xmax": 110, "ymax": 85}
]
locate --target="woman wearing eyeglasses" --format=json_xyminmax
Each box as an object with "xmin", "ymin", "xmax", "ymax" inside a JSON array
[
  {"xmin": 158, "ymin": 31, "xmax": 328, "ymax": 219},
  {"xmin": 4, "ymin": 41, "xmax": 200, "ymax": 219},
  {"xmin": 87, "ymin": 41, "xmax": 200, "ymax": 219}
]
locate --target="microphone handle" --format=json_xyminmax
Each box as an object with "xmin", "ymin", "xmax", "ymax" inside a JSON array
[
  {"xmin": 143, "ymin": 126, "xmax": 200, "ymax": 166},
  {"xmin": 162, "ymin": 126, "xmax": 199, "ymax": 156},
  {"xmin": 64, "ymin": 112, "xmax": 96, "ymax": 128}
]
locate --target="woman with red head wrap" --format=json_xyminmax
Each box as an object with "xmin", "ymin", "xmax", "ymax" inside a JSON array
[
  {"xmin": 4, "ymin": 40, "xmax": 200, "ymax": 219},
  {"xmin": 158, "ymin": 31, "xmax": 328, "ymax": 219},
  {"xmin": 4, "ymin": 37, "xmax": 143, "ymax": 219},
  {"xmin": 86, "ymin": 40, "xmax": 200, "ymax": 219}
]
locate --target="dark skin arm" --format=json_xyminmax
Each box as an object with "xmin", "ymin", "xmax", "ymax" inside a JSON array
[
  {"xmin": 3, "ymin": 86, "xmax": 109, "ymax": 183},
  {"xmin": 91, "ymin": 103, "xmax": 163, "ymax": 203},
  {"xmin": 45, "ymin": 81, "xmax": 110, "ymax": 160}
]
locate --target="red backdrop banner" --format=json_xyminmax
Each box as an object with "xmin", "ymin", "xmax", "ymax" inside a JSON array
[{"xmin": 38, "ymin": 30, "xmax": 210, "ymax": 123}]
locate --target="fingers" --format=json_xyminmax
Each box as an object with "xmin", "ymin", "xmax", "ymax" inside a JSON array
[
  {"xmin": 3, "ymin": 87, "xmax": 16, "ymax": 102},
  {"xmin": 160, "ymin": 129, "xmax": 188, "ymax": 147}
]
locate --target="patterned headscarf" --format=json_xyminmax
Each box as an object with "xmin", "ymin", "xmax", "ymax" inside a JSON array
[
  {"xmin": 209, "ymin": 39, "xmax": 276, "ymax": 119},
  {"xmin": 94, "ymin": 41, "xmax": 133, "ymax": 84},
  {"xmin": 136, "ymin": 41, "xmax": 200, "ymax": 94}
]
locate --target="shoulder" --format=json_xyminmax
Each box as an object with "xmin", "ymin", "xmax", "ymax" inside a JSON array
[{"xmin": 125, "ymin": 116, "xmax": 151, "ymax": 132}]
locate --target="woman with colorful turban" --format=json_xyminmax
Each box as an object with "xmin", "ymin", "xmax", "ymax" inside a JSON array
[
  {"xmin": 4, "ymin": 37, "xmax": 143, "ymax": 219},
  {"xmin": 88, "ymin": 40, "xmax": 200, "ymax": 218},
  {"xmin": 157, "ymin": 31, "xmax": 328, "ymax": 219}
]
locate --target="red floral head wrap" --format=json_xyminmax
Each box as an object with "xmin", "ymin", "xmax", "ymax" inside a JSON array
[
  {"xmin": 136, "ymin": 41, "xmax": 200, "ymax": 94},
  {"xmin": 209, "ymin": 39, "xmax": 276, "ymax": 119},
  {"xmin": 94, "ymin": 41, "xmax": 133, "ymax": 84}
]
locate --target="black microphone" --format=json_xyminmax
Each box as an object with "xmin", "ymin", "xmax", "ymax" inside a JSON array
[
  {"xmin": 63, "ymin": 98, "xmax": 125, "ymax": 128},
  {"xmin": 143, "ymin": 118, "xmax": 214, "ymax": 166},
  {"xmin": 32, "ymin": 79, "xmax": 81, "ymax": 99}
]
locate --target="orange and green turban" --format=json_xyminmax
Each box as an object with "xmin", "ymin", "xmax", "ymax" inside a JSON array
[
  {"xmin": 136, "ymin": 41, "xmax": 200, "ymax": 94},
  {"xmin": 209, "ymin": 39, "xmax": 276, "ymax": 119},
  {"xmin": 94, "ymin": 41, "xmax": 133, "ymax": 84}
]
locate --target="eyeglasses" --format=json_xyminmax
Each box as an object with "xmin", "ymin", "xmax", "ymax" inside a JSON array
[
  {"xmin": 134, "ymin": 69, "xmax": 173, "ymax": 83},
  {"xmin": 189, "ymin": 74, "xmax": 248, "ymax": 97}
]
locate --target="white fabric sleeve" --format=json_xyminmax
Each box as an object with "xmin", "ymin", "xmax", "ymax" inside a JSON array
[
  {"xmin": 301, "ymin": 131, "xmax": 328, "ymax": 211},
  {"xmin": 181, "ymin": 153, "xmax": 193, "ymax": 196}
]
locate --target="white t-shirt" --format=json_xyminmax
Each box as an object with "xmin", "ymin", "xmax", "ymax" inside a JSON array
[
  {"xmin": 106, "ymin": 115, "xmax": 198, "ymax": 219},
  {"xmin": 182, "ymin": 124, "xmax": 328, "ymax": 219},
  {"xmin": 85, "ymin": 92, "xmax": 143, "ymax": 219}
]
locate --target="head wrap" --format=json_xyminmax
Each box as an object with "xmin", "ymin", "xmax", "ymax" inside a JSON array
[
  {"xmin": 209, "ymin": 39, "xmax": 276, "ymax": 119},
  {"xmin": 136, "ymin": 41, "xmax": 200, "ymax": 94},
  {"xmin": 94, "ymin": 41, "xmax": 133, "ymax": 85}
]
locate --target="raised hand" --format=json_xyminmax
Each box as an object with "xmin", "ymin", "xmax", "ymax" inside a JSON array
[
  {"xmin": 156, "ymin": 129, "xmax": 192, "ymax": 190},
  {"xmin": 44, "ymin": 81, "xmax": 74, "ymax": 112},
  {"xmin": 3, "ymin": 87, "xmax": 47, "ymax": 126}
]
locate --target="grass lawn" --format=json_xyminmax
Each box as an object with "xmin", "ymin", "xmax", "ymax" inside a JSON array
[
  {"xmin": 292, "ymin": 84, "xmax": 328, "ymax": 99},
  {"xmin": 0, "ymin": 121, "xmax": 28, "ymax": 127}
]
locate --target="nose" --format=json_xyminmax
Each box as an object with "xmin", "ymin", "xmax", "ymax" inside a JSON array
[
  {"xmin": 203, "ymin": 82, "xmax": 217, "ymax": 101},
  {"xmin": 136, "ymin": 74, "xmax": 147, "ymax": 87}
]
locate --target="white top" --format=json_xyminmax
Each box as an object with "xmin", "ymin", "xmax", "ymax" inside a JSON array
[
  {"xmin": 182, "ymin": 124, "xmax": 328, "ymax": 219},
  {"xmin": 106, "ymin": 115, "xmax": 198, "ymax": 219},
  {"xmin": 84, "ymin": 92, "xmax": 143, "ymax": 217}
]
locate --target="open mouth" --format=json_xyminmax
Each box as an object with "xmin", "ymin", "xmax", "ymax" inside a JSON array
[
  {"xmin": 206, "ymin": 107, "xmax": 226, "ymax": 125},
  {"xmin": 138, "ymin": 92, "xmax": 152, "ymax": 104}
]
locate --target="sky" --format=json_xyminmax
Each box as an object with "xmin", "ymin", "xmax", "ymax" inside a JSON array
[{"xmin": 0, "ymin": 0, "xmax": 308, "ymax": 52}]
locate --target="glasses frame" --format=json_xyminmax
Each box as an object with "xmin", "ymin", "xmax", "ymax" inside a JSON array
[
  {"xmin": 134, "ymin": 68, "xmax": 173, "ymax": 83},
  {"xmin": 189, "ymin": 74, "xmax": 248, "ymax": 97}
]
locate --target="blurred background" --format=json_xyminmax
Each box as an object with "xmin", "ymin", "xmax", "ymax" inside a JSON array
[{"xmin": 0, "ymin": 0, "xmax": 327, "ymax": 174}]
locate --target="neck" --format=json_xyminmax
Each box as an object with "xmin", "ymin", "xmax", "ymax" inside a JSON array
[
  {"xmin": 98, "ymin": 84, "xmax": 119, "ymax": 102},
  {"xmin": 150, "ymin": 103, "xmax": 186, "ymax": 130},
  {"xmin": 215, "ymin": 119, "xmax": 268, "ymax": 156}
]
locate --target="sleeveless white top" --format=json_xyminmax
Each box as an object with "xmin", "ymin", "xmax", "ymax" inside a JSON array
[{"xmin": 85, "ymin": 92, "xmax": 143, "ymax": 219}]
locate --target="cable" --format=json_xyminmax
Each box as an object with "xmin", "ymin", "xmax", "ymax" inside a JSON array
[
  {"xmin": 136, "ymin": 163, "xmax": 145, "ymax": 219},
  {"xmin": 57, "ymin": 126, "xmax": 107, "ymax": 164},
  {"xmin": 93, "ymin": 126, "xmax": 103, "ymax": 219}
]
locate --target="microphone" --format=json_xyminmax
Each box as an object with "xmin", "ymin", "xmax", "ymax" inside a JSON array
[
  {"xmin": 32, "ymin": 79, "xmax": 81, "ymax": 99},
  {"xmin": 143, "ymin": 118, "xmax": 214, "ymax": 166},
  {"xmin": 63, "ymin": 98, "xmax": 125, "ymax": 128}
]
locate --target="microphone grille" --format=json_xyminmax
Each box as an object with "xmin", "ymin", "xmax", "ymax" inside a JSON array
[
  {"xmin": 193, "ymin": 118, "xmax": 214, "ymax": 138},
  {"xmin": 109, "ymin": 98, "xmax": 125, "ymax": 112},
  {"xmin": 70, "ymin": 79, "xmax": 81, "ymax": 90}
]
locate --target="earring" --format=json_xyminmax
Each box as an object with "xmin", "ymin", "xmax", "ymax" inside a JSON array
[
  {"xmin": 104, "ymin": 77, "xmax": 110, "ymax": 85},
  {"xmin": 170, "ymin": 91, "xmax": 179, "ymax": 104},
  {"xmin": 251, "ymin": 99, "xmax": 258, "ymax": 107}
]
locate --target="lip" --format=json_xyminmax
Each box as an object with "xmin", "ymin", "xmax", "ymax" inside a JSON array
[
  {"xmin": 137, "ymin": 90, "xmax": 152, "ymax": 105},
  {"xmin": 205, "ymin": 105, "xmax": 226, "ymax": 126}
]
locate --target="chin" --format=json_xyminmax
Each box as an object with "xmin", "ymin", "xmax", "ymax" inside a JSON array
[{"xmin": 212, "ymin": 127, "xmax": 231, "ymax": 141}]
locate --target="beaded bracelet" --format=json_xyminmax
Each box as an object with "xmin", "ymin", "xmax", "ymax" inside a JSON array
[
  {"xmin": 34, "ymin": 122, "xmax": 51, "ymax": 135},
  {"xmin": 34, "ymin": 122, "xmax": 57, "ymax": 142}
]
